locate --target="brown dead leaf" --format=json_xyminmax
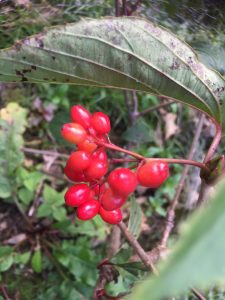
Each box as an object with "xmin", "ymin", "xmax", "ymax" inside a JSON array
[{"xmin": 162, "ymin": 112, "xmax": 179, "ymax": 140}]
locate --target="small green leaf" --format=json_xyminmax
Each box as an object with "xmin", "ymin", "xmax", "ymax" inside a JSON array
[
  {"xmin": 53, "ymin": 207, "xmax": 67, "ymax": 221},
  {"xmin": 0, "ymin": 255, "xmax": 13, "ymax": 272},
  {"xmin": 0, "ymin": 246, "xmax": 13, "ymax": 257},
  {"xmin": 128, "ymin": 197, "xmax": 142, "ymax": 239},
  {"xmin": 31, "ymin": 249, "xmax": 42, "ymax": 273},
  {"xmin": 43, "ymin": 184, "xmax": 64, "ymax": 206},
  {"xmin": 37, "ymin": 203, "xmax": 52, "ymax": 218},
  {"xmin": 0, "ymin": 177, "xmax": 11, "ymax": 198},
  {"xmin": 116, "ymin": 262, "xmax": 148, "ymax": 277},
  {"xmin": 18, "ymin": 188, "xmax": 34, "ymax": 205},
  {"xmin": 24, "ymin": 171, "xmax": 42, "ymax": 191},
  {"xmin": 14, "ymin": 252, "xmax": 31, "ymax": 265}
]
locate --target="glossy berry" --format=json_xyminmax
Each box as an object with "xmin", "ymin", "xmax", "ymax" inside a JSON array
[
  {"xmin": 137, "ymin": 161, "xmax": 169, "ymax": 188},
  {"xmin": 101, "ymin": 188, "xmax": 127, "ymax": 211},
  {"xmin": 76, "ymin": 199, "xmax": 100, "ymax": 220},
  {"xmin": 92, "ymin": 149, "xmax": 108, "ymax": 163},
  {"xmin": 91, "ymin": 112, "xmax": 111, "ymax": 135},
  {"xmin": 78, "ymin": 135, "xmax": 97, "ymax": 153},
  {"xmin": 84, "ymin": 160, "xmax": 108, "ymax": 181},
  {"xmin": 64, "ymin": 166, "xmax": 86, "ymax": 182},
  {"xmin": 65, "ymin": 184, "xmax": 91, "ymax": 207},
  {"xmin": 61, "ymin": 123, "xmax": 87, "ymax": 145},
  {"xmin": 99, "ymin": 207, "xmax": 122, "ymax": 224},
  {"xmin": 71, "ymin": 105, "xmax": 92, "ymax": 129},
  {"xmin": 108, "ymin": 168, "xmax": 137, "ymax": 196},
  {"xmin": 67, "ymin": 151, "xmax": 91, "ymax": 172}
]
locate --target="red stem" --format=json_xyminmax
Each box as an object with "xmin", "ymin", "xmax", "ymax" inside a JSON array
[
  {"xmin": 203, "ymin": 121, "xmax": 222, "ymax": 163},
  {"xmin": 96, "ymin": 140, "xmax": 210, "ymax": 173}
]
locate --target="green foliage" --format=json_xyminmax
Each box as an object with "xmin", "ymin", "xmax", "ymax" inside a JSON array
[
  {"xmin": 130, "ymin": 179, "xmax": 225, "ymax": 300},
  {"xmin": 31, "ymin": 249, "xmax": 42, "ymax": 273},
  {"xmin": 0, "ymin": 18, "xmax": 225, "ymax": 133},
  {"xmin": 128, "ymin": 197, "xmax": 142, "ymax": 239}
]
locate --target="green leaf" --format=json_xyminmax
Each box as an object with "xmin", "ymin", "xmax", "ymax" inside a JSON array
[
  {"xmin": 14, "ymin": 252, "xmax": 31, "ymax": 265},
  {"xmin": 0, "ymin": 18, "xmax": 224, "ymax": 132},
  {"xmin": 122, "ymin": 118, "xmax": 153, "ymax": 143},
  {"xmin": 53, "ymin": 207, "xmax": 67, "ymax": 221},
  {"xmin": 0, "ymin": 246, "xmax": 13, "ymax": 257},
  {"xmin": 0, "ymin": 177, "xmax": 11, "ymax": 198},
  {"xmin": 37, "ymin": 203, "xmax": 52, "ymax": 218},
  {"xmin": 18, "ymin": 188, "xmax": 34, "ymax": 205},
  {"xmin": 23, "ymin": 171, "xmax": 42, "ymax": 191},
  {"xmin": 0, "ymin": 255, "xmax": 13, "ymax": 272},
  {"xmin": 129, "ymin": 179, "xmax": 225, "ymax": 300},
  {"xmin": 128, "ymin": 197, "xmax": 142, "ymax": 239},
  {"xmin": 116, "ymin": 262, "xmax": 148, "ymax": 277},
  {"xmin": 31, "ymin": 249, "xmax": 42, "ymax": 273},
  {"xmin": 43, "ymin": 184, "xmax": 64, "ymax": 206}
]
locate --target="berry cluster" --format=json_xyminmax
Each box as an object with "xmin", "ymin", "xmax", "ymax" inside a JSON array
[{"xmin": 61, "ymin": 105, "xmax": 169, "ymax": 225}]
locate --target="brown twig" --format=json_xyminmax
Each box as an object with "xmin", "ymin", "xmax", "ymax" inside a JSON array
[
  {"xmin": 137, "ymin": 99, "xmax": 176, "ymax": 118},
  {"xmin": 191, "ymin": 288, "xmax": 207, "ymax": 300},
  {"xmin": 0, "ymin": 285, "xmax": 10, "ymax": 300},
  {"xmin": 118, "ymin": 221, "xmax": 158, "ymax": 274},
  {"xmin": 22, "ymin": 147, "xmax": 69, "ymax": 158},
  {"xmin": 160, "ymin": 114, "xmax": 205, "ymax": 247},
  {"xmin": 115, "ymin": 0, "xmax": 119, "ymax": 16}
]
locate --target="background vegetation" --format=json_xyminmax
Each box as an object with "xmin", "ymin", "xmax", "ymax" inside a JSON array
[{"xmin": 0, "ymin": 1, "xmax": 224, "ymax": 299}]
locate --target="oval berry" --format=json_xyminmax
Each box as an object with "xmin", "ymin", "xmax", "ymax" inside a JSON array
[
  {"xmin": 64, "ymin": 166, "xmax": 86, "ymax": 182},
  {"xmin": 76, "ymin": 199, "xmax": 100, "ymax": 220},
  {"xmin": 70, "ymin": 105, "xmax": 92, "ymax": 129},
  {"xmin": 91, "ymin": 112, "xmax": 111, "ymax": 135},
  {"xmin": 101, "ymin": 188, "xmax": 127, "ymax": 211},
  {"xmin": 92, "ymin": 149, "xmax": 108, "ymax": 163},
  {"xmin": 65, "ymin": 184, "xmax": 91, "ymax": 207},
  {"xmin": 108, "ymin": 168, "xmax": 137, "ymax": 196},
  {"xmin": 61, "ymin": 123, "xmax": 87, "ymax": 145},
  {"xmin": 67, "ymin": 151, "xmax": 91, "ymax": 172},
  {"xmin": 99, "ymin": 207, "xmax": 122, "ymax": 224},
  {"xmin": 78, "ymin": 135, "xmax": 97, "ymax": 153},
  {"xmin": 85, "ymin": 161, "xmax": 108, "ymax": 181},
  {"xmin": 137, "ymin": 161, "xmax": 169, "ymax": 188}
]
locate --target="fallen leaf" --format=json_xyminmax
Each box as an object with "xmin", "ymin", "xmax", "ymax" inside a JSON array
[{"xmin": 162, "ymin": 113, "xmax": 179, "ymax": 140}]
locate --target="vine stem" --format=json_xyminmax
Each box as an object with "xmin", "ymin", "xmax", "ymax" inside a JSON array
[
  {"xmin": 96, "ymin": 140, "xmax": 210, "ymax": 173},
  {"xmin": 118, "ymin": 221, "xmax": 158, "ymax": 275},
  {"xmin": 203, "ymin": 121, "xmax": 222, "ymax": 163}
]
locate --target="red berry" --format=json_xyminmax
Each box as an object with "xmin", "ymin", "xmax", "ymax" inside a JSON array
[
  {"xmin": 91, "ymin": 112, "xmax": 111, "ymax": 135},
  {"xmin": 61, "ymin": 123, "xmax": 87, "ymax": 145},
  {"xmin": 137, "ymin": 161, "xmax": 169, "ymax": 188},
  {"xmin": 100, "ymin": 188, "xmax": 127, "ymax": 211},
  {"xmin": 93, "ymin": 183, "xmax": 105, "ymax": 197},
  {"xmin": 92, "ymin": 149, "xmax": 107, "ymax": 163},
  {"xmin": 67, "ymin": 151, "xmax": 91, "ymax": 172},
  {"xmin": 70, "ymin": 105, "xmax": 92, "ymax": 129},
  {"xmin": 108, "ymin": 168, "xmax": 137, "ymax": 196},
  {"xmin": 65, "ymin": 184, "xmax": 91, "ymax": 207},
  {"xmin": 76, "ymin": 199, "xmax": 100, "ymax": 220},
  {"xmin": 84, "ymin": 160, "xmax": 108, "ymax": 181},
  {"xmin": 99, "ymin": 207, "xmax": 122, "ymax": 224},
  {"xmin": 78, "ymin": 135, "xmax": 97, "ymax": 153},
  {"xmin": 64, "ymin": 166, "xmax": 86, "ymax": 182}
]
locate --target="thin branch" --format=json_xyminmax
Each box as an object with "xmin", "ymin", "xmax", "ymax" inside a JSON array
[
  {"xmin": 137, "ymin": 100, "xmax": 176, "ymax": 118},
  {"xmin": 115, "ymin": 0, "xmax": 120, "ymax": 16},
  {"xmin": 118, "ymin": 221, "xmax": 158, "ymax": 274},
  {"xmin": 160, "ymin": 114, "xmax": 205, "ymax": 247},
  {"xmin": 191, "ymin": 288, "xmax": 207, "ymax": 300},
  {"xmin": 122, "ymin": 0, "xmax": 127, "ymax": 15},
  {"xmin": 203, "ymin": 121, "xmax": 222, "ymax": 163},
  {"xmin": 22, "ymin": 147, "xmax": 69, "ymax": 158}
]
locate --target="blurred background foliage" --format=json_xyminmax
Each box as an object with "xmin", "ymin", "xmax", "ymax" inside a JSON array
[{"xmin": 0, "ymin": 1, "xmax": 224, "ymax": 299}]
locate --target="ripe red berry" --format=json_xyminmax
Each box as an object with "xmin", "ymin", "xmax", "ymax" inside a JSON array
[
  {"xmin": 108, "ymin": 168, "xmax": 137, "ymax": 196},
  {"xmin": 76, "ymin": 199, "xmax": 100, "ymax": 220},
  {"xmin": 70, "ymin": 105, "xmax": 92, "ymax": 129},
  {"xmin": 64, "ymin": 166, "xmax": 86, "ymax": 182},
  {"xmin": 78, "ymin": 135, "xmax": 97, "ymax": 153},
  {"xmin": 84, "ymin": 160, "xmax": 108, "ymax": 181},
  {"xmin": 61, "ymin": 123, "xmax": 87, "ymax": 145},
  {"xmin": 67, "ymin": 151, "xmax": 91, "ymax": 172},
  {"xmin": 92, "ymin": 149, "xmax": 108, "ymax": 163},
  {"xmin": 99, "ymin": 207, "xmax": 122, "ymax": 224},
  {"xmin": 65, "ymin": 184, "xmax": 91, "ymax": 207},
  {"xmin": 91, "ymin": 112, "xmax": 111, "ymax": 135},
  {"xmin": 137, "ymin": 161, "xmax": 169, "ymax": 188},
  {"xmin": 100, "ymin": 188, "xmax": 127, "ymax": 211}
]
